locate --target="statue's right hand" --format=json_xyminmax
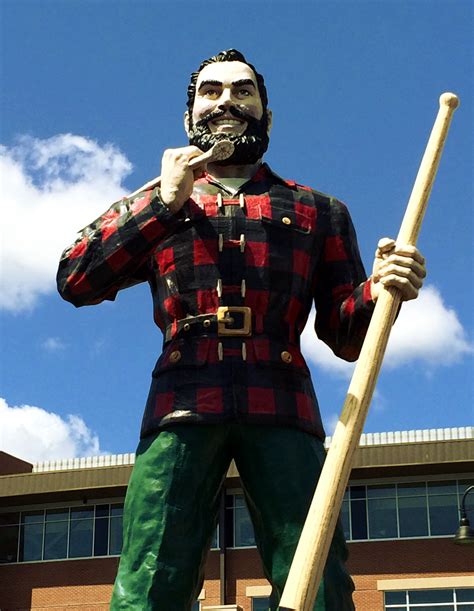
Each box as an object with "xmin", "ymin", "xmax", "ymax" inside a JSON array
[{"xmin": 160, "ymin": 146, "xmax": 205, "ymax": 214}]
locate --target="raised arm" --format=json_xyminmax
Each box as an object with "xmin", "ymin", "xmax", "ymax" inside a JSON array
[{"xmin": 57, "ymin": 187, "xmax": 185, "ymax": 307}]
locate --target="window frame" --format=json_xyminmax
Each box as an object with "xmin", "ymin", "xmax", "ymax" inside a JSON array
[
  {"xmin": 0, "ymin": 499, "xmax": 124, "ymax": 564},
  {"xmin": 384, "ymin": 587, "xmax": 474, "ymax": 609}
]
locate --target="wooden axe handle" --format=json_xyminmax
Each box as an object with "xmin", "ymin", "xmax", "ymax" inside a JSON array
[{"xmin": 279, "ymin": 92, "xmax": 459, "ymax": 611}]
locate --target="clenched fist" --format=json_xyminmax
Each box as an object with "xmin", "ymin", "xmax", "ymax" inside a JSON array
[{"xmin": 160, "ymin": 146, "xmax": 205, "ymax": 214}]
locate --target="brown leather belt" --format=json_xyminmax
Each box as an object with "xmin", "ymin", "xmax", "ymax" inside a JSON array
[{"xmin": 165, "ymin": 306, "xmax": 252, "ymax": 342}]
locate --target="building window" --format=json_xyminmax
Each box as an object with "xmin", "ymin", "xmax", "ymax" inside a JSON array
[
  {"xmin": 427, "ymin": 481, "xmax": 460, "ymax": 537},
  {"xmin": 69, "ymin": 507, "xmax": 94, "ymax": 558},
  {"xmin": 384, "ymin": 588, "xmax": 474, "ymax": 609},
  {"xmin": 44, "ymin": 509, "xmax": 69, "ymax": 560},
  {"xmin": 367, "ymin": 485, "xmax": 398, "ymax": 539},
  {"xmin": 191, "ymin": 602, "xmax": 200, "ymax": 611},
  {"xmin": 225, "ymin": 493, "xmax": 256, "ymax": 548},
  {"xmin": 210, "ymin": 524, "xmax": 219, "ymax": 550},
  {"xmin": 0, "ymin": 512, "xmax": 19, "ymax": 563},
  {"xmin": 397, "ymin": 483, "xmax": 429, "ymax": 538},
  {"xmin": 0, "ymin": 502, "xmax": 124, "ymax": 564},
  {"xmin": 252, "ymin": 597, "xmax": 270, "ymax": 611},
  {"xmin": 343, "ymin": 478, "xmax": 472, "ymax": 542},
  {"xmin": 109, "ymin": 503, "xmax": 124, "ymax": 555},
  {"xmin": 20, "ymin": 511, "xmax": 43, "ymax": 561}
]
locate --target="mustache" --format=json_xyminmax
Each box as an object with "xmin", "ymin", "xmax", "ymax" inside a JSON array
[{"xmin": 195, "ymin": 105, "xmax": 258, "ymax": 129}]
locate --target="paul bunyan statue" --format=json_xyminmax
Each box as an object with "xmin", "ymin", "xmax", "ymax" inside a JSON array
[{"xmin": 57, "ymin": 49, "xmax": 426, "ymax": 610}]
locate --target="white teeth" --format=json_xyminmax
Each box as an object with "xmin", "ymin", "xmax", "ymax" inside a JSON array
[{"xmin": 213, "ymin": 119, "xmax": 243, "ymax": 126}]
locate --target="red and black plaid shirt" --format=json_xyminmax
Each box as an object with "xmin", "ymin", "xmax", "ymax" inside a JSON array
[{"xmin": 57, "ymin": 164, "xmax": 374, "ymax": 440}]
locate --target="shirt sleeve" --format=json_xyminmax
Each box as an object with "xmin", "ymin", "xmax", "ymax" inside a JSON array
[
  {"xmin": 57, "ymin": 188, "xmax": 185, "ymax": 307},
  {"xmin": 313, "ymin": 197, "xmax": 375, "ymax": 361}
]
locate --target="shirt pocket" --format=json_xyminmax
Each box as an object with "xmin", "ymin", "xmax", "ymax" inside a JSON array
[
  {"xmin": 259, "ymin": 204, "xmax": 314, "ymax": 234},
  {"xmin": 152, "ymin": 338, "xmax": 211, "ymax": 376},
  {"xmin": 250, "ymin": 339, "xmax": 311, "ymax": 377}
]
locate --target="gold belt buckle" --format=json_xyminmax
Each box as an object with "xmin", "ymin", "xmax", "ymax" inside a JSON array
[{"xmin": 217, "ymin": 306, "xmax": 252, "ymax": 337}]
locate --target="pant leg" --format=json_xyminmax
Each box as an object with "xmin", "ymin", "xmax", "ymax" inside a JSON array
[
  {"xmin": 110, "ymin": 424, "xmax": 232, "ymax": 611},
  {"xmin": 233, "ymin": 425, "xmax": 354, "ymax": 611}
]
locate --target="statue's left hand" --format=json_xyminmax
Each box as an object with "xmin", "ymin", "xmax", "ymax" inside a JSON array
[{"xmin": 370, "ymin": 238, "xmax": 426, "ymax": 302}]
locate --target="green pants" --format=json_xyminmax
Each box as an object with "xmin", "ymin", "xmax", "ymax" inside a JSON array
[{"xmin": 110, "ymin": 424, "xmax": 354, "ymax": 610}]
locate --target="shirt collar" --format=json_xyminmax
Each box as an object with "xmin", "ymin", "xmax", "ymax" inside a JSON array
[{"xmin": 195, "ymin": 162, "xmax": 297, "ymax": 192}]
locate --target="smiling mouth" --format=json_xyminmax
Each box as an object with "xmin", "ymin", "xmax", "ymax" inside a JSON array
[{"xmin": 209, "ymin": 115, "xmax": 246, "ymax": 130}]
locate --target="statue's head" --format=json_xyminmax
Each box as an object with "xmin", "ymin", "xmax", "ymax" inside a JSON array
[{"xmin": 184, "ymin": 49, "xmax": 272, "ymax": 165}]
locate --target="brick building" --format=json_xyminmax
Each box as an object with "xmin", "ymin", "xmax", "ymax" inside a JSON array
[{"xmin": 1, "ymin": 427, "xmax": 473, "ymax": 611}]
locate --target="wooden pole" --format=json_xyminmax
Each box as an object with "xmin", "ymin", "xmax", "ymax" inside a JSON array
[{"xmin": 279, "ymin": 93, "xmax": 459, "ymax": 611}]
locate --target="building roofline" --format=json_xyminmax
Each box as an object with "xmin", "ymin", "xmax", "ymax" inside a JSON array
[
  {"xmin": 25, "ymin": 426, "xmax": 473, "ymax": 474},
  {"xmin": 0, "ymin": 427, "xmax": 472, "ymax": 505}
]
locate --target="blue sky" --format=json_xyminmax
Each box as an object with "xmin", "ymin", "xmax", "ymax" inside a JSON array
[{"xmin": 1, "ymin": 0, "xmax": 472, "ymax": 462}]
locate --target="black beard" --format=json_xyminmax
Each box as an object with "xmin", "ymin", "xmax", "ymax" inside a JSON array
[{"xmin": 187, "ymin": 106, "xmax": 269, "ymax": 165}]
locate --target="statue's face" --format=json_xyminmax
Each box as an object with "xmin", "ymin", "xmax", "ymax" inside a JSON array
[
  {"xmin": 185, "ymin": 61, "xmax": 271, "ymax": 165},
  {"xmin": 190, "ymin": 61, "xmax": 264, "ymax": 135}
]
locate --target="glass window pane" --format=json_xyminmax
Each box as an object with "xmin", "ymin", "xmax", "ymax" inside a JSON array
[
  {"xmin": 94, "ymin": 517, "xmax": 109, "ymax": 556},
  {"xmin": 409, "ymin": 589, "xmax": 452, "ymax": 603},
  {"xmin": 397, "ymin": 483, "xmax": 426, "ymax": 497},
  {"xmin": 19, "ymin": 522, "xmax": 43, "ymax": 561},
  {"xmin": 457, "ymin": 588, "xmax": 474, "ymax": 602},
  {"xmin": 398, "ymin": 496, "xmax": 429, "ymax": 537},
  {"xmin": 385, "ymin": 591, "xmax": 406, "ymax": 604},
  {"xmin": 252, "ymin": 598, "xmax": 270, "ymax": 611},
  {"xmin": 95, "ymin": 504, "xmax": 109, "ymax": 518},
  {"xmin": 225, "ymin": 501, "xmax": 234, "ymax": 548},
  {"xmin": 368, "ymin": 498, "xmax": 397, "ymax": 539},
  {"xmin": 350, "ymin": 486, "xmax": 366, "ymax": 500},
  {"xmin": 191, "ymin": 603, "xmax": 200, "ymax": 611},
  {"xmin": 71, "ymin": 507, "xmax": 94, "ymax": 520},
  {"xmin": 0, "ymin": 525, "xmax": 19, "ymax": 563},
  {"xmin": 22, "ymin": 511, "xmax": 44, "ymax": 524},
  {"xmin": 69, "ymin": 518, "xmax": 93, "ymax": 558},
  {"xmin": 44, "ymin": 519, "xmax": 68, "ymax": 559},
  {"xmin": 210, "ymin": 525, "xmax": 219, "ymax": 549},
  {"xmin": 111, "ymin": 504, "xmax": 124, "ymax": 517},
  {"xmin": 351, "ymin": 499, "xmax": 367, "ymax": 539},
  {"xmin": 234, "ymin": 505, "xmax": 255, "ymax": 547},
  {"xmin": 45, "ymin": 509, "xmax": 69, "ymax": 522},
  {"xmin": 428, "ymin": 481, "xmax": 457, "ymax": 495},
  {"xmin": 234, "ymin": 495, "xmax": 246, "ymax": 509},
  {"xmin": 429, "ymin": 494, "xmax": 459, "ymax": 535},
  {"xmin": 367, "ymin": 485, "xmax": 396, "ymax": 499},
  {"xmin": 341, "ymin": 499, "xmax": 350, "ymax": 540},
  {"xmin": 109, "ymin": 516, "xmax": 123, "ymax": 555}
]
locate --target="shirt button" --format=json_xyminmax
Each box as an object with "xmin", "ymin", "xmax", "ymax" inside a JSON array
[
  {"xmin": 170, "ymin": 350, "xmax": 181, "ymax": 363},
  {"xmin": 281, "ymin": 350, "xmax": 293, "ymax": 363},
  {"xmin": 282, "ymin": 216, "xmax": 292, "ymax": 225}
]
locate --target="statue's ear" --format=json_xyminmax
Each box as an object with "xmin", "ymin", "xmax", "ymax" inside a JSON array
[
  {"xmin": 184, "ymin": 111, "xmax": 190, "ymax": 137},
  {"xmin": 266, "ymin": 109, "xmax": 273, "ymax": 136}
]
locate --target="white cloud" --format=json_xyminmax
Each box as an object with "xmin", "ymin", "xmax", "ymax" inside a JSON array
[
  {"xmin": 385, "ymin": 285, "xmax": 472, "ymax": 367},
  {"xmin": 41, "ymin": 336, "xmax": 66, "ymax": 352},
  {"xmin": 0, "ymin": 134, "xmax": 132, "ymax": 312},
  {"xmin": 0, "ymin": 397, "xmax": 102, "ymax": 463},
  {"xmin": 302, "ymin": 285, "xmax": 472, "ymax": 376}
]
